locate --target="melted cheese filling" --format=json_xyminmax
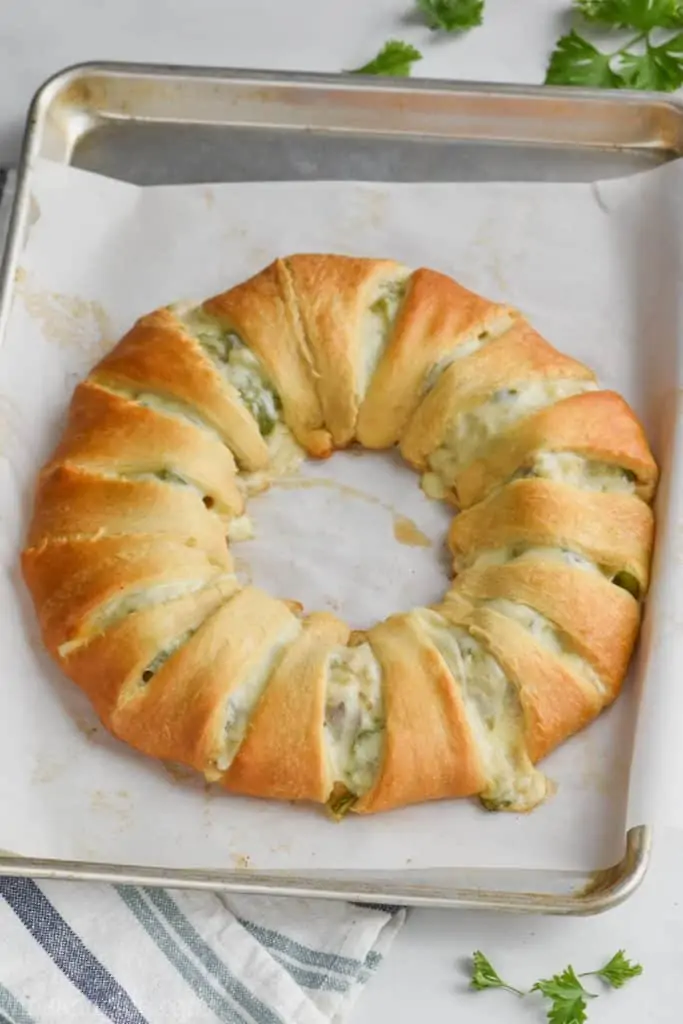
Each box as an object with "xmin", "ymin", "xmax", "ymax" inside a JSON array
[
  {"xmin": 360, "ymin": 271, "xmax": 411, "ymax": 398},
  {"xmin": 513, "ymin": 452, "xmax": 637, "ymax": 494},
  {"xmin": 102, "ymin": 384, "xmax": 225, "ymax": 445},
  {"xmin": 483, "ymin": 597, "xmax": 606, "ymax": 697},
  {"xmin": 238, "ymin": 421, "xmax": 304, "ymax": 496},
  {"xmin": 324, "ymin": 643, "xmax": 385, "ymax": 795},
  {"xmin": 421, "ymin": 310, "xmax": 518, "ymax": 395},
  {"xmin": 214, "ymin": 618, "xmax": 302, "ymax": 774},
  {"xmin": 177, "ymin": 307, "xmax": 283, "ymax": 438},
  {"xmin": 175, "ymin": 306, "xmax": 305, "ymax": 491},
  {"xmin": 453, "ymin": 543, "xmax": 602, "ymax": 575},
  {"xmin": 58, "ymin": 579, "xmax": 210, "ymax": 658},
  {"xmin": 140, "ymin": 628, "xmax": 194, "ymax": 682},
  {"xmin": 427, "ymin": 379, "xmax": 596, "ymax": 491},
  {"xmin": 225, "ymin": 514, "xmax": 255, "ymax": 542},
  {"xmin": 418, "ymin": 611, "xmax": 548, "ymax": 811}
]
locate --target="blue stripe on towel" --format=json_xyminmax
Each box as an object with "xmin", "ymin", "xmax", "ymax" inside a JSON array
[
  {"xmin": 144, "ymin": 888, "xmax": 287, "ymax": 1024},
  {"xmin": 234, "ymin": 917, "xmax": 364, "ymax": 978},
  {"xmin": 116, "ymin": 887, "xmax": 250, "ymax": 1024},
  {"xmin": 0, "ymin": 878, "xmax": 149, "ymax": 1024},
  {"xmin": 0, "ymin": 983, "xmax": 36, "ymax": 1024}
]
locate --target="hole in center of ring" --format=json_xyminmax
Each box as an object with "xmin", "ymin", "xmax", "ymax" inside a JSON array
[{"xmin": 232, "ymin": 447, "xmax": 454, "ymax": 628}]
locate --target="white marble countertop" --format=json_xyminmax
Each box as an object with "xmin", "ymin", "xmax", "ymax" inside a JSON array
[{"xmin": 1, "ymin": 1, "xmax": 681, "ymax": 1020}]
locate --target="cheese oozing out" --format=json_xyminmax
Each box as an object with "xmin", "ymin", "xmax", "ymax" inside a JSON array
[
  {"xmin": 482, "ymin": 597, "xmax": 606, "ymax": 698},
  {"xmin": 452, "ymin": 543, "xmax": 641, "ymax": 600},
  {"xmin": 421, "ymin": 309, "xmax": 519, "ymax": 396},
  {"xmin": 213, "ymin": 617, "xmax": 302, "ymax": 775},
  {"xmin": 425, "ymin": 379, "xmax": 597, "ymax": 497},
  {"xmin": 174, "ymin": 305, "xmax": 305, "ymax": 488},
  {"xmin": 511, "ymin": 451, "xmax": 637, "ymax": 494},
  {"xmin": 323, "ymin": 642, "xmax": 385, "ymax": 796},
  {"xmin": 57, "ymin": 578, "xmax": 213, "ymax": 659},
  {"xmin": 359, "ymin": 270, "xmax": 411, "ymax": 399},
  {"xmin": 415, "ymin": 609, "xmax": 549, "ymax": 812}
]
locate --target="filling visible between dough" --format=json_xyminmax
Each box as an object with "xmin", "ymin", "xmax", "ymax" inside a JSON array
[
  {"xmin": 360, "ymin": 271, "xmax": 410, "ymax": 398},
  {"xmin": 510, "ymin": 452, "xmax": 637, "ymax": 494},
  {"xmin": 417, "ymin": 610, "xmax": 549, "ymax": 812},
  {"xmin": 139, "ymin": 628, "xmax": 195, "ymax": 684},
  {"xmin": 421, "ymin": 310, "xmax": 518, "ymax": 396},
  {"xmin": 452, "ymin": 543, "xmax": 641, "ymax": 600},
  {"xmin": 57, "ymin": 578, "xmax": 212, "ymax": 658},
  {"xmin": 323, "ymin": 642, "xmax": 385, "ymax": 800},
  {"xmin": 177, "ymin": 306, "xmax": 283, "ymax": 438},
  {"xmin": 425, "ymin": 379, "xmax": 596, "ymax": 497},
  {"xmin": 225, "ymin": 514, "xmax": 255, "ymax": 542},
  {"xmin": 237, "ymin": 422, "xmax": 304, "ymax": 496},
  {"xmin": 214, "ymin": 618, "xmax": 302, "ymax": 775},
  {"xmin": 482, "ymin": 597, "xmax": 606, "ymax": 697},
  {"xmin": 99, "ymin": 383, "xmax": 226, "ymax": 445},
  {"xmin": 175, "ymin": 305, "xmax": 306, "ymax": 490}
]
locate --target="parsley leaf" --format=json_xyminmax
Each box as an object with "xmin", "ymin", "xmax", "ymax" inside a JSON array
[
  {"xmin": 545, "ymin": 30, "xmax": 621, "ymax": 86},
  {"xmin": 417, "ymin": 0, "xmax": 484, "ymax": 31},
  {"xmin": 576, "ymin": 0, "xmax": 683, "ymax": 30},
  {"xmin": 532, "ymin": 966, "xmax": 596, "ymax": 1024},
  {"xmin": 349, "ymin": 39, "xmax": 422, "ymax": 76},
  {"xmin": 583, "ymin": 949, "xmax": 643, "ymax": 989},
  {"xmin": 470, "ymin": 951, "xmax": 526, "ymax": 996},
  {"xmin": 617, "ymin": 32, "xmax": 683, "ymax": 89}
]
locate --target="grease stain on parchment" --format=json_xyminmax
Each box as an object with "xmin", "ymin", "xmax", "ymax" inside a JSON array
[
  {"xmin": 23, "ymin": 194, "xmax": 41, "ymax": 248},
  {"xmin": 162, "ymin": 761, "xmax": 196, "ymax": 784},
  {"xmin": 15, "ymin": 269, "xmax": 113, "ymax": 357},
  {"xmin": 90, "ymin": 788, "xmax": 132, "ymax": 831},
  {"xmin": 74, "ymin": 716, "xmax": 99, "ymax": 741},
  {"xmin": 392, "ymin": 514, "xmax": 432, "ymax": 548},
  {"xmin": 31, "ymin": 756, "xmax": 66, "ymax": 784},
  {"xmin": 271, "ymin": 475, "xmax": 434, "ymax": 550}
]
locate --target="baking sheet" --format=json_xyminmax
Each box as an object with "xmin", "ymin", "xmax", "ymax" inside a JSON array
[{"xmin": 0, "ymin": 157, "xmax": 679, "ymax": 874}]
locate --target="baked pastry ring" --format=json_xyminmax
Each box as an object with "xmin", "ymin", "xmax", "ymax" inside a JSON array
[{"xmin": 21, "ymin": 255, "xmax": 658, "ymax": 817}]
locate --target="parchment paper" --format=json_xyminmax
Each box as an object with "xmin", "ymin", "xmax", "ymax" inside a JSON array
[{"xmin": 0, "ymin": 157, "xmax": 681, "ymax": 874}]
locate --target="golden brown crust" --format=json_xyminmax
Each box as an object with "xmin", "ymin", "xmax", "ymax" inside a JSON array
[
  {"xmin": 284, "ymin": 254, "xmax": 407, "ymax": 447},
  {"xmin": 21, "ymin": 535, "xmax": 228, "ymax": 657},
  {"xmin": 91, "ymin": 309, "xmax": 269, "ymax": 470},
  {"xmin": 63, "ymin": 577, "xmax": 239, "ymax": 727},
  {"xmin": 19, "ymin": 254, "xmax": 659, "ymax": 817},
  {"xmin": 437, "ymin": 600, "xmax": 603, "ymax": 763},
  {"xmin": 49, "ymin": 381, "xmax": 245, "ymax": 517},
  {"xmin": 355, "ymin": 611, "xmax": 486, "ymax": 813},
  {"xmin": 225, "ymin": 612, "xmax": 349, "ymax": 803},
  {"xmin": 357, "ymin": 268, "xmax": 518, "ymax": 449},
  {"xmin": 400, "ymin": 320, "xmax": 595, "ymax": 471},
  {"xmin": 455, "ymin": 390, "xmax": 658, "ymax": 509},
  {"xmin": 204, "ymin": 260, "xmax": 333, "ymax": 458},
  {"xmin": 28, "ymin": 464, "xmax": 231, "ymax": 567},
  {"xmin": 448, "ymin": 478, "xmax": 654, "ymax": 591},
  {"xmin": 111, "ymin": 586, "xmax": 300, "ymax": 773},
  {"xmin": 450, "ymin": 560, "xmax": 640, "ymax": 698}
]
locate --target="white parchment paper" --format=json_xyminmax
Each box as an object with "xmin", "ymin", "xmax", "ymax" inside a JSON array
[{"xmin": 0, "ymin": 157, "xmax": 681, "ymax": 874}]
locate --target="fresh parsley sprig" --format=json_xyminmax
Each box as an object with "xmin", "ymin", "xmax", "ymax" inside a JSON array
[
  {"xmin": 546, "ymin": 0, "xmax": 683, "ymax": 91},
  {"xmin": 532, "ymin": 966, "xmax": 596, "ymax": 1024},
  {"xmin": 349, "ymin": 39, "xmax": 423, "ymax": 76},
  {"xmin": 469, "ymin": 950, "xmax": 642, "ymax": 1022},
  {"xmin": 417, "ymin": 0, "xmax": 484, "ymax": 31},
  {"xmin": 581, "ymin": 949, "xmax": 644, "ymax": 989},
  {"xmin": 470, "ymin": 951, "xmax": 525, "ymax": 996}
]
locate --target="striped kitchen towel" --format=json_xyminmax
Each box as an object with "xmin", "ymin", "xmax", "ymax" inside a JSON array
[
  {"xmin": 0, "ymin": 878, "xmax": 404, "ymax": 1023},
  {"xmin": 0, "ymin": 169, "xmax": 404, "ymax": 1022}
]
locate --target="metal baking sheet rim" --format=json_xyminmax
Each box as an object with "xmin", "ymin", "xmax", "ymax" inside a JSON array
[{"xmin": 0, "ymin": 61, "xmax": 664, "ymax": 913}]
